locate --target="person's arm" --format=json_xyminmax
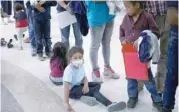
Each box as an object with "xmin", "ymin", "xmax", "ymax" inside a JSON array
[
  {"xmin": 167, "ymin": 8, "xmax": 178, "ymax": 25},
  {"xmin": 42, "ymin": 1, "xmax": 57, "ymax": 8},
  {"xmin": 57, "ymin": 0, "xmax": 68, "ymax": 9},
  {"xmin": 167, "ymin": 1, "xmax": 178, "ymax": 25},
  {"xmin": 82, "ymin": 77, "xmax": 89, "ymax": 94},
  {"xmin": 147, "ymin": 13, "xmax": 160, "ymax": 39},
  {"xmin": 120, "ymin": 25, "xmax": 126, "ymax": 43},
  {"xmin": 64, "ymin": 82, "xmax": 72, "ymax": 112}
]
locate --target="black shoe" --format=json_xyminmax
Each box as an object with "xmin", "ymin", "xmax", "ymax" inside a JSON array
[
  {"xmin": 153, "ymin": 102, "xmax": 162, "ymax": 112},
  {"xmin": 127, "ymin": 97, "xmax": 138, "ymax": 108},
  {"xmin": 38, "ymin": 53, "xmax": 45, "ymax": 61},
  {"xmin": 1, "ymin": 38, "xmax": 7, "ymax": 46},
  {"xmin": 7, "ymin": 39, "xmax": 13, "ymax": 48},
  {"xmin": 162, "ymin": 107, "xmax": 172, "ymax": 112},
  {"xmin": 14, "ymin": 34, "xmax": 18, "ymax": 41}
]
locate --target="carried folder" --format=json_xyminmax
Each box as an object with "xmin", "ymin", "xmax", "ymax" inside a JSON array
[
  {"xmin": 122, "ymin": 44, "xmax": 149, "ymax": 81},
  {"xmin": 57, "ymin": 11, "xmax": 77, "ymax": 29}
]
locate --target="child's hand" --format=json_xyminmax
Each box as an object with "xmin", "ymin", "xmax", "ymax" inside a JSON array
[
  {"xmin": 133, "ymin": 39, "xmax": 138, "ymax": 50},
  {"xmin": 82, "ymin": 85, "xmax": 89, "ymax": 94},
  {"xmin": 65, "ymin": 103, "xmax": 72, "ymax": 112},
  {"xmin": 122, "ymin": 40, "xmax": 128, "ymax": 44}
]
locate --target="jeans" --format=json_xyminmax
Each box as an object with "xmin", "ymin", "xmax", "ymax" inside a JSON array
[
  {"xmin": 26, "ymin": 8, "xmax": 36, "ymax": 49},
  {"xmin": 60, "ymin": 22, "xmax": 83, "ymax": 48},
  {"xmin": 128, "ymin": 68, "xmax": 161, "ymax": 103},
  {"xmin": 90, "ymin": 20, "xmax": 114, "ymax": 70},
  {"xmin": 163, "ymin": 30, "xmax": 178, "ymax": 109},
  {"xmin": 70, "ymin": 82, "xmax": 112, "ymax": 107},
  {"xmin": 33, "ymin": 19, "xmax": 51, "ymax": 54}
]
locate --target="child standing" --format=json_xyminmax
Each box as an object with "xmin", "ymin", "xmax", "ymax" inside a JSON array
[
  {"xmin": 63, "ymin": 47, "xmax": 126, "ymax": 112},
  {"xmin": 120, "ymin": 1, "xmax": 162, "ymax": 111},
  {"xmin": 49, "ymin": 42, "xmax": 68, "ymax": 85},
  {"xmin": 31, "ymin": 1, "xmax": 57, "ymax": 61},
  {"xmin": 14, "ymin": 2, "xmax": 28, "ymax": 50}
]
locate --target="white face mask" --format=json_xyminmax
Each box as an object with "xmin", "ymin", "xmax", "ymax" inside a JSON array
[{"xmin": 72, "ymin": 59, "xmax": 83, "ymax": 68}]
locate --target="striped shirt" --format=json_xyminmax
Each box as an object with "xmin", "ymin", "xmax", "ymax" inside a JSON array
[{"xmin": 144, "ymin": 1, "xmax": 167, "ymax": 16}]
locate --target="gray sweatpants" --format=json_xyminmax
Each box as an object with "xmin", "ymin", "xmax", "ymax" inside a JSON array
[{"xmin": 90, "ymin": 20, "xmax": 114, "ymax": 70}]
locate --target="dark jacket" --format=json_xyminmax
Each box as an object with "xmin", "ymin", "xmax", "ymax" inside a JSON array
[{"xmin": 32, "ymin": 1, "xmax": 57, "ymax": 21}]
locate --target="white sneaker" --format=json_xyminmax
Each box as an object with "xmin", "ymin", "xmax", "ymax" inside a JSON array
[
  {"xmin": 103, "ymin": 68, "xmax": 119, "ymax": 79},
  {"xmin": 92, "ymin": 70, "xmax": 103, "ymax": 83}
]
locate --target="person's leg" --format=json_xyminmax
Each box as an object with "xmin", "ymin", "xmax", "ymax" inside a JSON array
[
  {"xmin": 155, "ymin": 15, "xmax": 170, "ymax": 93},
  {"xmin": 127, "ymin": 78, "xmax": 138, "ymax": 108},
  {"xmin": 16, "ymin": 28, "xmax": 25, "ymax": 50},
  {"xmin": 72, "ymin": 22, "xmax": 83, "ymax": 48},
  {"xmin": 33, "ymin": 19, "xmax": 44, "ymax": 61},
  {"xmin": 101, "ymin": 20, "xmax": 114, "ymax": 69},
  {"xmin": 26, "ymin": 8, "xmax": 36, "ymax": 56},
  {"xmin": 102, "ymin": 20, "xmax": 119, "ymax": 79},
  {"xmin": 144, "ymin": 68, "xmax": 161, "ymax": 103},
  {"xmin": 60, "ymin": 25, "xmax": 70, "ymax": 48},
  {"xmin": 90, "ymin": 25, "xmax": 105, "ymax": 82},
  {"xmin": 163, "ymin": 31, "xmax": 178, "ymax": 110},
  {"xmin": 43, "ymin": 20, "xmax": 52, "ymax": 56}
]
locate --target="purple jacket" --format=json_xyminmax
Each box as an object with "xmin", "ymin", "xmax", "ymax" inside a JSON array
[{"xmin": 120, "ymin": 11, "xmax": 160, "ymax": 43}]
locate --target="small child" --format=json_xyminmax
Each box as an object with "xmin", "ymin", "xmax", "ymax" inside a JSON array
[
  {"xmin": 49, "ymin": 42, "xmax": 68, "ymax": 85},
  {"xmin": 120, "ymin": 1, "xmax": 162, "ymax": 111},
  {"xmin": 63, "ymin": 47, "xmax": 126, "ymax": 112},
  {"xmin": 14, "ymin": 3, "xmax": 28, "ymax": 50}
]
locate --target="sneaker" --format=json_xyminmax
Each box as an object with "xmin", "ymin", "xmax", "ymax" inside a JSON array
[
  {"xmin": 103, "ymin": 68, "xmax": 119, "ymax": 79},
  {"xmin": 153, "ymin": 102, "xmax": 162, "ymax": 112},
  {"xmin": 31, "ymin": 48, "xmax": 37, "ymax": 57},
  {"xmin": 92, "ymin": 70, "xmax": 103, "ymax": 83},
  {"xmin": 1, "ymin": 38, "xmax": 7, "ymax": 46},
  {"xmin": 162, "ymin": 107, "xmax": 172, "ymax": 112},
  {"xmin": 80, "ymin": 96, "xmax": 98, "ymax": 106},
  {"xmin": 7, "ymin": 39, "xmax": 13, "ymax": 48},
  {"xmin": 14, "ymin": 34, "xmax": 18, "ymax": 41},
  {"xmin": 38, "ymin": 54, "xmax": 45, "ymax": 61},
  {"xmin": 127, "ymin": 97, "xmax": 138, "ymax": 108},
  {"xmin": 107, "ymin": 102, "xmax": 126, "ymax": 112}
]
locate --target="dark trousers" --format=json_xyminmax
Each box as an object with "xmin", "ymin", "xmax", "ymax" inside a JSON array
[
  {"xmin": 33, "ymin": 19, "xmax": 51, "ymax": 54},
  {"xmin": 163, "ymin": 30, "xmax": 178, "ymax": 109},
  {"xmin": 70, "ymin": 82, "xmax": 112, "ymax": 107}
]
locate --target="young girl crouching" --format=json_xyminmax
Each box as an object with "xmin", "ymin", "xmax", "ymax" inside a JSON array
[
  {"xmin": 63, "ymin": 47, "xmax": 126, "ymax": 112},
  {"xmin": 49, "ymin": 42, "xmax": 68, "ymax": 85}
]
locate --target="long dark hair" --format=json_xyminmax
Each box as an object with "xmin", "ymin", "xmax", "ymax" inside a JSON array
[{"xmin": 50, "ymin": 42, "xmax": 68, "ymax": 70}]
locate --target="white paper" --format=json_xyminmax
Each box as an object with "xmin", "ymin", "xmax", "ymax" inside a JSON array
[{"xmin": 57, "ymin": 11, "xmax": 77, "ymax": 29}]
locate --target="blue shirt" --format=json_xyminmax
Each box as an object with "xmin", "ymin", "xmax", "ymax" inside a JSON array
[
  {"xmin": 85, "ymin": 1, "xmax": 115, "ymax": 27},
  {"xmin": 63, "ymin": 64, "xmax": 85, "ymax": 89}
]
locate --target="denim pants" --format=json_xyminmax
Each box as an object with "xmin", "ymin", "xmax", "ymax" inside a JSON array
[
  {"xmin": 70, "ymin": 82, "xmax": 112, "ymax": 107},
  {"xmin": 33, "ymin": 19, "xmax": 51, "ymax": 54},
  {"xmin": 60, "ymin": 22, "xmax": 83, "ymax": 48},
  {"xmin": 90, "ymin": 20, "xmax": 114, "ymax": 70},
  {"xmin": 128, "ymin": 68, "xmax": 161, "ymax": 102},
  {"xmin": 163, "ymin": 30, "xmax": 178, "ymax": 109},
  {"xmin": 26, "ymin": 8, "xmax": 36, "ymax": 49}
]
